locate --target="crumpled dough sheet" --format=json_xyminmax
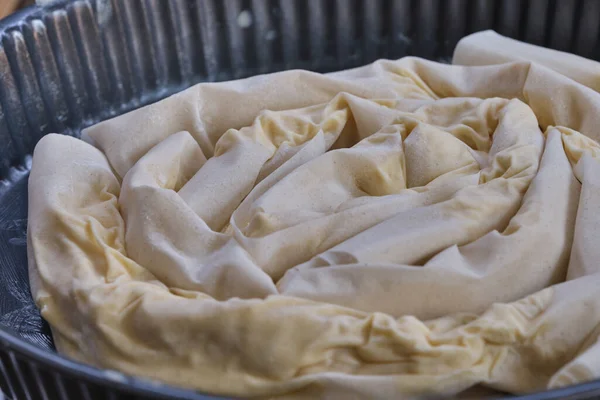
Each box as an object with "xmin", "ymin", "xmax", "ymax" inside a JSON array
[{"xmin": 27, "ymin": 30, "xmax": 600, "ymax": 399}]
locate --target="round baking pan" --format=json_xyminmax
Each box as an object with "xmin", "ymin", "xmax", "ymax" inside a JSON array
[{"xmin": 1, "ymin": 0, "xmax": 600, "ymax": 399}]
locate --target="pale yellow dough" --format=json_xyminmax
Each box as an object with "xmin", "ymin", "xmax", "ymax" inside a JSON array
[{"xmin": 27, "ymin": 31, "xmax": 600, "ymax": 399}]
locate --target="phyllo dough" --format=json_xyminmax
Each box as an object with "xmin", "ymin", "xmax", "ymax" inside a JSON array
[{"xmin": 27, "ymin": 31, "xmax": 600, "ymax": 399}]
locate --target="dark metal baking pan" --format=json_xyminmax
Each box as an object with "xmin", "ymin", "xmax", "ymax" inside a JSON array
[{"xmin": 1, "ymin": 0, "xmax": 600, "ymax": 399}]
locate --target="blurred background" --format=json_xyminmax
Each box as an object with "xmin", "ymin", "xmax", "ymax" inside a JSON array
[{"xmin": 0, "ymin": 0, "xmax": 33, "ymax": 19}]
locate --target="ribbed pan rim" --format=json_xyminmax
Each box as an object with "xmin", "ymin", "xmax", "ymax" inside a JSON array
[
  {"xmin": 2, "ymin": 1, "xmax": 600, "ymax": 399},
  {"xmin": 0, "ymin": 326, "xmax": 227, "ymax": 400}
]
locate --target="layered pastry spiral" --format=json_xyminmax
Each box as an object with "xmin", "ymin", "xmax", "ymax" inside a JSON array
[{"xmin": 27, "ymin": 31, "xmax": 600, "ymax": 399}]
